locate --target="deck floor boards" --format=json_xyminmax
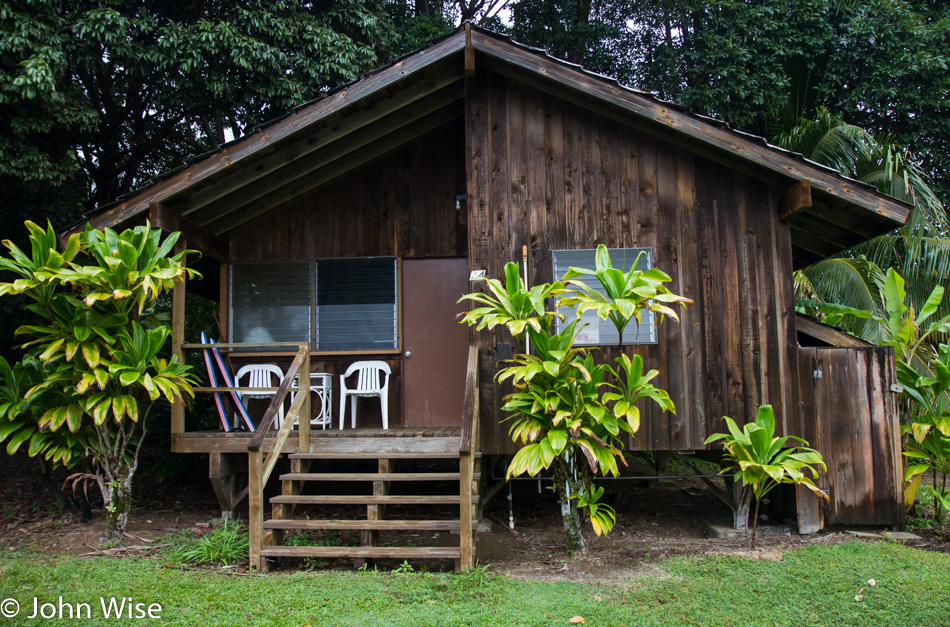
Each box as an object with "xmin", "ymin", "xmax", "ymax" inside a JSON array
[{"xmin": 171, "ymin": 426, "xmax": 463, "ymax": 454}]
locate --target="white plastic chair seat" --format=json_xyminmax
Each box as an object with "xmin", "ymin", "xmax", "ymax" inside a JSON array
[
  {"xmin": 339, "ymin": 361, "xmax": 391, "ymax": 429},
  {"xmin": 235, "ymin": 364, "xmax": 286, "ymax": 429}
]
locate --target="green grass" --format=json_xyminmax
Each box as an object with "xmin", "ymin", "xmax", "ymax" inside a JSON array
[{"xmin": 0, "ymin": 541, "xmax": 947, "ymax": 626}]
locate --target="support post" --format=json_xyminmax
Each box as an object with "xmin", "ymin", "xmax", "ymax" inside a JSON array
[
  {"xmin": 248, "ymin": 449, "xmax": 264, "ymax": 571},
  {"xmin": 459, "ymin": 453, "xmax": 474, "ymax": 571},
  {"xmin": 209, "ymin": 453, "xmax": 245, "ymax": 519},
  {"xmin": 356, "ymin": 458, "xmax": 390, "ymax": 569},
  {"xmin": 299, "ymin": 344, "xmax": 311, "ymax": 453},
  {"xmin": 170, "ymin": 240, "xmax": 187, "ymax": 435}
]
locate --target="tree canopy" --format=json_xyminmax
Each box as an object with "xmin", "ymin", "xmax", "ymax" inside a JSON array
[{"xmin": 1, "ymin": 0, "xmax": 396, "ymax": 216}]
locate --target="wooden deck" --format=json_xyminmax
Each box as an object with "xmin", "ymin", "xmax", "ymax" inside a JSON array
[{"xmin": 171, "ymin": 426, "xmax": 462, "ymax": 454}]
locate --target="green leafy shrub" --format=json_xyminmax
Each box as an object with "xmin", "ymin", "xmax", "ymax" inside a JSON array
[
  {"xmin": 459, "ymin": 245, "xmax": 691, "ymax": 555},
  {"xmin": 167, "ymin": 521, "xmax": 249, "ymax": 566},
  {"xmin": 706, "ymin": 405, "xmax": 828, "ymax": 547}
]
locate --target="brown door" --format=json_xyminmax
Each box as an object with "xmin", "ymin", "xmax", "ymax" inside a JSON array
[{"xmin": 402, "ymin": 258, "xmax": 470, "ymax": 427}]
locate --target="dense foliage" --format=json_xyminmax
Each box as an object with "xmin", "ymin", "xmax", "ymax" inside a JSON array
[
  {"xmin": 0, "ymin": 0, "xmax": 396, "ymax": 218},
  {"xmin": 0, "ymin": 221, "xmax": 197, "ymax": 536},
  {"xmin": 460, "ymin": 245, "xmax": 691, "ymax": 554}
]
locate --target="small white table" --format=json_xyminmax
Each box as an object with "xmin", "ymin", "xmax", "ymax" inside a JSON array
[{"xmin": 294, "ymin": 373, "xmax": 333, "ymax": 429}]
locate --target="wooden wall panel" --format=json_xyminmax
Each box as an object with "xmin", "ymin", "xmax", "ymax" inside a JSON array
[
  {"xmin": 230, "ymin": 125, "xmax": 465, "ymax": 261},
  {"xmin": 796, "ymin": 347, "xmax": 903, "ymax": 528},
  {"xmin": 466, "ymin": 73, "xmax": 801, "ymax": 455}
]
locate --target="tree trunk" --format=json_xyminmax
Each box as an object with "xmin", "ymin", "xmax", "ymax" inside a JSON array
[
  {"xmin": 750, "ymin": 496, "xmax": 762, "ymax": 548},
  {"xmin": 731, "ymin": 477, "xmax": 752, "ymax": 531},
  {"xmin": 552, "ymin": 458, "xmax": 586, "ymax": 556},
  {"xmin": 101, "ymin": 465, "xmax": 135, "ymax": 538}
]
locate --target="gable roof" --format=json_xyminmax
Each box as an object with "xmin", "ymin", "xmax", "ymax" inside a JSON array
[{"xmin": 67, "ymin": 24, "xmax": 911, "ymax": 268}]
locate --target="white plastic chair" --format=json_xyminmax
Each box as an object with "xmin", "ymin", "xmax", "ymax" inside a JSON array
[
  {"xmin": 235, "ymin": 364, "xmax": 286, "ymax": 429},
  {"xmin": 339, "ymin": 361, "xmax": 391, "ymax": 429}
]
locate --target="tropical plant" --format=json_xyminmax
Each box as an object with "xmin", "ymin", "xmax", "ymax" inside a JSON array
[
  {"xmin": 459, "ymin": 245, "xmax": 690, "ymax": 555},
  {"xmin": 0, "ymin": 220, "xmax": 198, "ymax": 537},
  {"xmin": 456, "ymin": 261, "xmax": 562, "ymax": 341},
  {"xmin": 558, "ymin": 247, "xmax": 693, "ymax": 354},
  {"xmin": 705, "ymin": 405, "xmax": 828, "ymax": 548},
  {"xmin": 780, "ymin": 110, "xmax": 950, "ymax": 348},
  {"xmin": 168, "ymin": 520, "xmax": 249, "ymax": 566},
  {"xmin": 800, "ymin": 267, "xmax": 950, "ymax": 376},
  {"xmin": 898, "ymin": 343, "xmax": 950, "ymax": 525}
]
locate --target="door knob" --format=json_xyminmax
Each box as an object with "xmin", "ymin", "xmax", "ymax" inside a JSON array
[{"xmin": 404, "ymin": 351, "xmax": 412, "ymax": 358}]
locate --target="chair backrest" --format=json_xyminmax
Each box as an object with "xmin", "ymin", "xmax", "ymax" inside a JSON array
[
  {"xmin": 235, "ymin": 364, "xmax": 285, "ymax": 389},
  {"xmin": 342, "ymin": 360, "xmax": 391, "ymax": 392}
]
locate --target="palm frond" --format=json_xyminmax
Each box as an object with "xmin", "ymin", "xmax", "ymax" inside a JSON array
[{"xmin": 796, "ymin": 257, "xmax": 886, "ymax": 344}]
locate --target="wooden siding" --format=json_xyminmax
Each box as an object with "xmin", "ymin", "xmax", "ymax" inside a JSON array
[
  {"xmin": 796, "ymin": 347, "xmax": 903, "ymax": 528},
  {"xmin": 466, "ymin": 72, "xmax": 800, "ymax": 455},
  {"xmin": 229, "ymin": 125, "xmax": 466, "ymax": 261}
]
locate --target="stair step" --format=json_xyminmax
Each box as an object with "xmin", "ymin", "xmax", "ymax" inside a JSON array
[
  {"xmin": 278, "ymin": 472, "xmax": 476, "ymax": 482},
  {"xmin": 264, "ymin": 519, "xmax": 460, "ymax": 531},
  {"xmin": 293, "ymin": 436, "xmax": 460, "ymax": 456},
  {"xmin": 269, "ymin": 495, "xmax": 476, "ymax": 505},
  {"xmin": 261, "ymin": 546, "xmax": 460, "ymax": 560},
  {"xmin": 289, "ymin": 452, "xmax": 481, "ymax": 460}
]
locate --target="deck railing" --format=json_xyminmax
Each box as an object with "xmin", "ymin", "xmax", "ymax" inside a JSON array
[{"xmin": 458, "ymin": 345, "xmax": 479, "ymax": 571}]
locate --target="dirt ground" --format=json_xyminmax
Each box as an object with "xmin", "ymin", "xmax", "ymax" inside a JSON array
[{"xmin": 1, "ymin": 450, "xmax": 947, "ymax": 583}]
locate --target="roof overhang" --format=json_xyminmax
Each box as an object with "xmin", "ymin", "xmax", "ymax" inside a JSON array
[{"xmin": 65, "ymin": 25, "xmax": 911, "ymax": 269}]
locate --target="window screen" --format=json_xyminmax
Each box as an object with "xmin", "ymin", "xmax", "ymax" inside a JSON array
[
  {"xmin": 552, "ymin": 248, "xmax": 656, "ymax": 345},
  {"xmin": 314, "ymin": 257, "xmax": 398, "ymax": 351},
  {"xmin": 230, "ymin": 261, "xmax": 312, "ymax": 348}
]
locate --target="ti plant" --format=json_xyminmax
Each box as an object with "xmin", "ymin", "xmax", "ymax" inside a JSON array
[
  {"xmin": 705, "ymin": 405, "xmax": 828, "ymax": 548},
  {"xmin": 459, "ymin": 245, "xmax": 690, "ymax": 556},
  {"xmin": 898, "ymin": 343, "xmax": 950, "ymax": 524},
  {"xmin": 0, "ymin": 221, "xmax": 198, "ymax": 537},
  {"xmin": 559, "ymin": 247, "xmax": 693, "ymax": 355}
]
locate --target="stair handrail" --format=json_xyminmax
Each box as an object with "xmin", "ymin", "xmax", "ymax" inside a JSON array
[
  {"xmin": 458, "ymin": 345, "xmax": 479, "ymax": 572},
  {"xmin": 248, "ymin": 343, "xmax": 308, "ymax": 452},
  {"xmin": 459, "ymin": 345, "xmax": 479, "ymax": 456},
  {"xmin": 248, "ymin": 343, "xmax": 310, "ymax": 570}
]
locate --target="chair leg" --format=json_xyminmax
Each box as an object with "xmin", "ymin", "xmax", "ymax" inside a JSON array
[
  {"xmin": 339, "ymin": 393, "xmax": 347, "ymax": 430},
  {"xmin": 381, "ymin": 394, "xmax": 388, "ymax": 430},
  {"xmin": 350, "ymin": 396, "xmax": 358, "ymax": 429}
]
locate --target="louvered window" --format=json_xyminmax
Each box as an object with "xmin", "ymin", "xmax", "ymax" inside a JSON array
[
  {"xmin": 552, "ymin": 248, "xmax": 656, "ymax": 345},
  {"xmin": 314, "ymin": 257, "xmax": 398, "ymax": 351},
  {"xmin": 229, "ymin": 258, "xmax": 398, "ymax": 352},
  {"xmin": 230, "ymin": 261, "xmax": 312, "ymax": 348}
]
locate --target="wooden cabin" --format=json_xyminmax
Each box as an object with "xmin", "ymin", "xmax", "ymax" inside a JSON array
[{"xmin": 69, "ymin": 24, "xmax": 912, "ymax": 570}]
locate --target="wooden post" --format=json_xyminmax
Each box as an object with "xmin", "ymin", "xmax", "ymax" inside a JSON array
[
  {"xmin": 171, "ymin": 240, "xmax": 187, "ymax": 435},
  {"xmin": 357, "ymin": 458, "xmax": 390, "ymax": 569},
  {"xmin": 299, "ymin": 344, "xmax": 311, "ymax": 453},
  {"xmin": 219, "ymin": 261, "xmax": 229, "ymax": 341},
  {"xmin": 209, "ymin": 453, "xmax": 244, "ymax": 519},
  {"xmin": 248, "ymin": 449, "xmax": 264, "ymax": 571},
  {"xmin": 459, "ymin": 453, "xmax": 474, "ymax": 571}
]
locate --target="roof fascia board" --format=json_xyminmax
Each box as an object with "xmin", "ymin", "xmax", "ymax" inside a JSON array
[
  {"xmin": 469, "ymin": 30, "xmax": 911, "ymax": 226},
  {"xmin": 67, "ymin": 31, "xmax": 468, "ymax": 235}
]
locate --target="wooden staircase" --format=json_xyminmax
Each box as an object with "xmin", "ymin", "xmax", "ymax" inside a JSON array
[
  {"xmin": 258, "ymin": 436, "xmax": 480, "ymax": 567},
  {"xmin": 245, "ymin": 346, "xmax": 482, "ymax": 572}
]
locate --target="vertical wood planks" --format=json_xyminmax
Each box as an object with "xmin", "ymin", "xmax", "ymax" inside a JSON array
[
  {"xmin": 797, "ymin": 347, "xmax": 903, "ymax": 527},
  {"xmin": 230, "ymin": 126, "xmax": 464, "ymax": 261},
  {"xmin": 655, "ymin": 144, "xmax": 684, "ymax": 450}
]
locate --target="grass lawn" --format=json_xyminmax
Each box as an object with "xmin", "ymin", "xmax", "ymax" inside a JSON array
[{"xmin": 0, "ymin": 541, "xmax": 947, "ymax": 626}]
